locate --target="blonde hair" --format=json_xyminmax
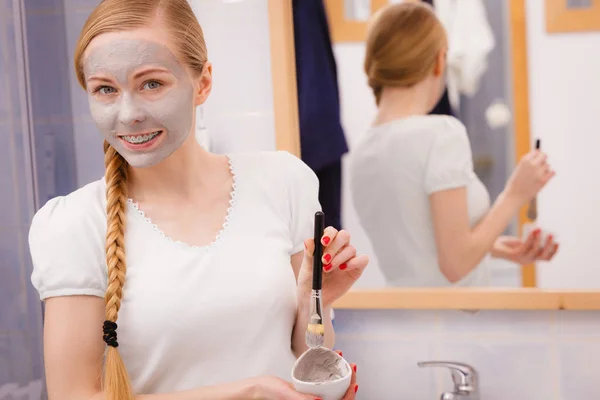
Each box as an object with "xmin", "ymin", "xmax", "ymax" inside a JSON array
[
  {"xmin": 74, "ymin": 1, "xmax": 207, "ymax": 399},
  {"xmin": 364, "ymin": 2, "xmax": 447, "ymax": 104}
]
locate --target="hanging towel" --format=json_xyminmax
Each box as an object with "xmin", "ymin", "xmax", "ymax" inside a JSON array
[{"xmin": 434, "ymin": 0, "xmax": 496, "ymax": 110}]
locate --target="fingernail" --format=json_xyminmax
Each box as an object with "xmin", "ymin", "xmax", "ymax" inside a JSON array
[
  {"xmin": 340, "ymin": 263, "xmax": 348, "ymax": 270},
  {"xmin": 322, "ymin": 236, "xmax": 330, "ymax": 245},
  {"xmin": 354, "ymin": 384, "xmax": 359, "ymax": 393},
  {"xmin": 337, "ymin": 350, "xmax": 343, "ymax": 356},
  {"xmin": 353, "ymin": 364, "xmax": 357, "ymax": 373},
  {"xmin": 324, "ymin": 264, "xmax": 332, "ymax": 272},
  {"xmin": 534, "ymin": 229, "xmax": 541, "ymax": 234},
  {"xmin": 323, "ymin": 254, "xmax": 332, "ymax": 263}
]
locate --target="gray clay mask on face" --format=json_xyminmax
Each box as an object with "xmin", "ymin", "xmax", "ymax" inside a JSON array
[{"xmin": 84, "ymin": 38, "xmax": 195, "ymax": 168}]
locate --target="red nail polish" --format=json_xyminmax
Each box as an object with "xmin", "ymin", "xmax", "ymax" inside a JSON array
[
  {"xmin": 338, "ymin": 351, "xmax": 343, "ymax": 356},
  {"xmin": 324, "ymin": 264, "xmax": 332, "ymax": 272},
  {"xmin": 322, "ymin": 236, "xmax": 330, "ymax": 245},
  {"xmin": 354, "ymin": 384, "xmax": 359, "ymax": 393},
  {"xmin": 353, "ymin": 364, "xmax": 357, "ymax": 373},
  {"xmin": 340, "ymin": 263, "xmax": 347, "ymax": 270},
  {"xmin": 323, "ymin": 254, "xmax": 332, "ymax": 263}
]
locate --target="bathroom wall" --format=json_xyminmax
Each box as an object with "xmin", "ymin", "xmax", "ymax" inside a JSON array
[
  {"xmin": 334, "ymin": 309, "xmax": 600, "ymax": 399},
  {"xmin": 525, "ymin": 0, "xmax": 600, "ymax": 288},
  {"xmin": 189, "ymin": 0, "xmax": 278, "ymax": 156}
]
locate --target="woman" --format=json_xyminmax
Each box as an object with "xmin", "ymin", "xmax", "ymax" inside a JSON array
[
  {"xmin": 348, "ymin": 2, "xmax": 557, "ymax": 287},
  {"xmin": 28, "ymin": 0, "xmax": 366, "ymax": 399}
]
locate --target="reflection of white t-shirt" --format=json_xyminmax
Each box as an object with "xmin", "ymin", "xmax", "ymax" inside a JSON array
[
  {"xmin": 349, "ymin": 115, "xmax": 491, "ymax": 287},
  {"xmin": 29, "ymin": 151, "xmax": 321, "ymax": 394}
]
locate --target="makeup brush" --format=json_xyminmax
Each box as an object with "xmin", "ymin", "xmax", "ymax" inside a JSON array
[
  {"xmin": 306, "ymin": 211, "xmax": 325, "ymax": 348},
  {"xmin": 527, "ymin": 139, "xmax": 541, "ymax": 221}
]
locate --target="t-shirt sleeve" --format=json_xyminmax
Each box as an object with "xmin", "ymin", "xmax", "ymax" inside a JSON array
[
  {"xmin": 29, "ymin": 196, "xmax": 107, "ymax": 301},
  {"xmin": 278, "ymin": 152, "xmax": 322, "ymax": 254},
  {"xmin": 424, "ymin": 118, "xmax": 474, "ymax": 194}
]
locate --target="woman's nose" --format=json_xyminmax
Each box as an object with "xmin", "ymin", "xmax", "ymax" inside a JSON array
[{"xmin": 118, "ymin": 93, "xmax": 146, "ymax": 125}]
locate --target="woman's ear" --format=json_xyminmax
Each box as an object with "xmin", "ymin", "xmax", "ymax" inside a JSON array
[
  {"xmin": 194, "ymin": 62, "xmax": 213, "ymax": 106},
  {"xmin": 433, "ymin": 48, "xmax": 447, "ymax": 77}
]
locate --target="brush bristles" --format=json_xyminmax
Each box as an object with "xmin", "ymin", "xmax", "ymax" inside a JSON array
[
  {"xmin": 306, "ymin": 323, "xmax": 325, "ymax": 348},
  {"xmin": 307, "ymin": 323, "xmax": 325, "ymax": 335}
]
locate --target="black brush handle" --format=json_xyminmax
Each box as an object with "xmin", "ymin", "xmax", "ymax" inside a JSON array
[
  {"xmin": 535, "ymin": 139, "xmax": 541, "ymax": 150},
  {"xmin": 312, "ymin": 211, "xmax": 325, "ymax": 291}
]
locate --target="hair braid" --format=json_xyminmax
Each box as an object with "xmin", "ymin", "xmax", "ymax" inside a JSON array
[{"xmin": 102, "ymin": 140, "xmax": 134, "ymax": 400}]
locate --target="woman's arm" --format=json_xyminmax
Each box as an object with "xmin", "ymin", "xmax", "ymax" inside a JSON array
[
  {"xmin": 430, "ymin": 148, "xmax": 554, "ymax": 283},
  {"xmin": 44, "ymin": 296, "xmax": 256, "ymax": 400},
  {"xmin": 290, "ymin": 251, "xmax": 335, "ymax": 357},
  {"xmin": 429, "ymin": 189, "xmax": 522, "ymax": 283}
]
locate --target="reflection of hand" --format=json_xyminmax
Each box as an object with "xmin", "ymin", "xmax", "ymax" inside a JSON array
[
  {"xmin": 297, "ymin": 227, "xmax": 369, "ymax": 308},
  {"xmin": 336, "ymin": 351, "xmax": 359, "ymax": 400},
  {"xmin": 492, "ymin": 229, "xmax": 559, "ymax": 264},
  {"xmin": 504, "ymin": 150, "xmax": 555, "ymax": 204}
]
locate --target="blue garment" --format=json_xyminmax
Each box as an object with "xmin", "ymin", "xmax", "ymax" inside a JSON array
[
  {"xmin": 292, "ymin": 0, "xmax": 348, "ymax": 171},
  {"xmin": 292, "ymin": 0, "xmax": 347, "ymax": 230}
]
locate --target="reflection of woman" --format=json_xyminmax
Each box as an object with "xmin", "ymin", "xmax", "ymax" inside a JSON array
[
  {"xmin": 28, "ymin": 1, "xmax": 365, "ymax": 399},
  {"xmin": 349, "ymin": 2, "xmax": 557, "ymax": 287}
]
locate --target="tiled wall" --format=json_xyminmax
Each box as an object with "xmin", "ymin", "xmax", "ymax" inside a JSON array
[{"xmin": 334, "ymin": 309, "xmax": 600, "ymax": 400}]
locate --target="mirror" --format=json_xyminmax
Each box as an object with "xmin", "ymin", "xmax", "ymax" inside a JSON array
[{"xmin": 316, "ymin": 0, "xmax": 599, "ymax": 291}]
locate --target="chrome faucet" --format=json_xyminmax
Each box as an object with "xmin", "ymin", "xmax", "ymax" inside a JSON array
[{"xmin": 417, "ymin": 361, "xmax": 480, "ymax": 400}]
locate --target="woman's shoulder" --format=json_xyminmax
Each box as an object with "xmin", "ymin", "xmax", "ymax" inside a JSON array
[
  {"xmin": 426, "ymin": 115, "xmax": 468, "ymax": 138},
  {"xmin": 29, "ymin": 179, "xmax": 108, "ymax": 301},
  {"xmin": 29, "ymin": 179, "xmax": 107, "ymax": 243},
  {"xmin": 231, "ymin": 150, "xmax": 317, "ymax": 184}
]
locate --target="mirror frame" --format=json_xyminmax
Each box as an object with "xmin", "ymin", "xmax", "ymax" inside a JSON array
[
  {"xmin": 274, "ymin": 0, "xmax": 600, "ymax": 309},
  {"xmin": 269, "ymin": 0, "xmax": 301, "ymax": 158},
  {"xmin": 545, "ymin": 0, "xmax": 600, "ymax": 33}
]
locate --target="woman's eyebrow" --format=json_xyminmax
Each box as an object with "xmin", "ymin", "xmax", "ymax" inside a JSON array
[
  {"xmin": 87, "ymin": 76, "xmax": 113, "ymax": 84},
  {"xmin": 132, "ymin": 67, "xmax": 172, "ymax": 80}
]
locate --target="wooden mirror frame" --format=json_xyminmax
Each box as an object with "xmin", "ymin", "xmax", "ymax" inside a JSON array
[
  {"xmin": 269, "ymin": 0, "xmax": 301, "ymax": 158},
  {"xmin": 274, "ymin": 0, "xmax": 600, "ymax": 309},
  {"xmin": 545, "ymin": 0, "xmax": 600, "ymax": 33}
]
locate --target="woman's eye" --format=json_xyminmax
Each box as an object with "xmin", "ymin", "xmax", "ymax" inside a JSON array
[
  {"xmin": 96, "ymin": 86, "xmax": 116, "ymax": 95},
  {"xmin": 142, "ymin": 81, "xmax": 162, "ymax": 90}
]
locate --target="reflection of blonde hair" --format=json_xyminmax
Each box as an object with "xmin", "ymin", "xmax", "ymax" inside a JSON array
[
  {"xmin": 364, "ymin": 2, "xmax": 447, "ymax": 104},
  {"xmin": 73, "ymin": 1, "xmax": 208, "ymax": 399}
]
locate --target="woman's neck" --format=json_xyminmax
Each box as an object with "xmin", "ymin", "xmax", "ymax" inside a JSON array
[
  {"xmin": 126, "ymin": 135, "xmax": 228, "ymax": 202},
  {"xmin": 373, "ymin": 83, "xmax": 434, "ymax": 126}
]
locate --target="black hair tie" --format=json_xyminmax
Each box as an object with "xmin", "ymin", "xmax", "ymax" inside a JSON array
[{"xmin": 103, "ymin": 320, "xmax": 119, "ymax": 347}]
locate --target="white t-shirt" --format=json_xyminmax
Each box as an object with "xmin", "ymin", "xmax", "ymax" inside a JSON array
[
  {"xmin": 29, "ymin": 151, "xmax": 321, "ymax": 394},
  {"xmin": 348, "ymin": 115, "xmax": 491, "ymax": 287}
]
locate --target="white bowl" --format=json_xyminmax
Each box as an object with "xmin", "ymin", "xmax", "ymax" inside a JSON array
[{"xmin": 291, "ymin": 347, "xmax": 352, "ymax": 400}]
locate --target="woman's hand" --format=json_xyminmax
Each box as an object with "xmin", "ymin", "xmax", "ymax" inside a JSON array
[
  {"xmin": 336, "ymin": 351, "xmax": 359, "ymax": 400},
  {"xmin": 504, "ymin": 150, "xmax": 555, "ymax": 204},
  {"xmin": 492, "ymin": 229, "xmax": 559, "ymax": 264},
  {"xmin": 297, "ymin": 227, "xmax": 369, "ymax": 307}
]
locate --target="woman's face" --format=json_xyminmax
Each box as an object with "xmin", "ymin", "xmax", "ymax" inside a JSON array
[{"xmin": 83, "ymin": 27, "xmax": 197, "ymax": 168}]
